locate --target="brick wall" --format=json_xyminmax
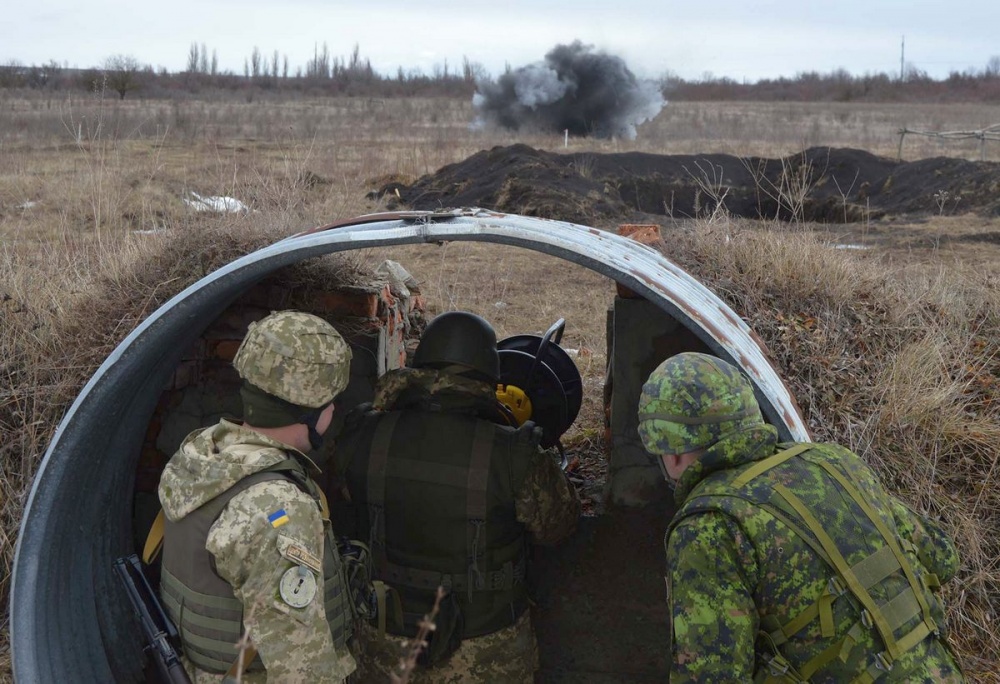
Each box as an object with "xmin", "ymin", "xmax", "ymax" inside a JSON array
[{"xmin": 134, "ymin": 268, "xmax": 425, "ymax": 495}]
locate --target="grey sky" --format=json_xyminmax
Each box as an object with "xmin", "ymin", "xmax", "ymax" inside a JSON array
[{"xmin": 4, "ymin": 0, "xmax": 999, "ymax": 82}]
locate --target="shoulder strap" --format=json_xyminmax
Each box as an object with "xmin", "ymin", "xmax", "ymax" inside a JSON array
[
  {"xmin": 366, "ymin": 412, "xmax": 401, "ymax": 556},
  {"xmin": 675, "ymin": 444, "xmax": 939, "ymax": 680},
  {"xmin": 142, "ymin": 509, "xmax": 166, "ymax": 565},
  {"xmin": 733, "ymin": 443, "xmax": 814, "ymax": 488},
  {"xmin": 465, "ymin": 420, "xmax": 495, "ymax": 597}
]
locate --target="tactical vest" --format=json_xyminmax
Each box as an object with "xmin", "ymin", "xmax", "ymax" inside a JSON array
[
  {"xmin": 160, "ymin": 458, "xmax": 353, "ymax": 674},
  {"xmin": 668, "ymin": 444, "xmax": 944, "ymax": 684},
  {"xmin": 345, "ymin": 409, "xmax": 540, "ymax": 638}
]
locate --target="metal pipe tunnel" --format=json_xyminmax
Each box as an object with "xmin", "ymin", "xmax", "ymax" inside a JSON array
[{"xmin": 11, "ymin": 209, "xmax": 810, "ymax": 681}]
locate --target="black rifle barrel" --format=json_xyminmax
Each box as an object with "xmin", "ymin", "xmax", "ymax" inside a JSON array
[{"xmin": 114, "ymin": 554, "xmax": 192, "ymax": 684}]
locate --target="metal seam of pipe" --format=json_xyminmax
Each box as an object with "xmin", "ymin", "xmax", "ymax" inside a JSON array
[{"xmin": 11, "ymin": 210, "xmax": 809, "ymax": 681}]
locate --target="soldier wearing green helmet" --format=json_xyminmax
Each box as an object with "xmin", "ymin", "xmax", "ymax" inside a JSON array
[
  {"xmin": 638, "ymin": 352, "xmax": 964, "ymax": 683},
  {"xmin": 158, "ymin": 310, "xmax": 357, "ymax": 682},
  {"xmin": 334, "ymin": 310, "xmax": 580, "ymax": 683}
]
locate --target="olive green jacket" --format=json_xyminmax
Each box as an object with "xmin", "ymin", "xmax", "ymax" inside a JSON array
[{"xmin": 335, "ymin": 368, "xmax": 580, "ymax": 637}]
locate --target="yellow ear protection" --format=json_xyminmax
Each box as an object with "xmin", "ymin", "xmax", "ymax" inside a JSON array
[{"xmin": 496, "ymin": 384, "xmax": 533, "ymax": 426}]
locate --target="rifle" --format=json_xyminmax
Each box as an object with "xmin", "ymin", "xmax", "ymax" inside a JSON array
[{"xmin": 114, "ymin": 553, "xmax": 192, "ymax": 684}]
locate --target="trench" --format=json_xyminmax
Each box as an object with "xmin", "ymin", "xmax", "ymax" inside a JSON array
[{"xmin": 11, "ymin": 210, "xmax": 809, "ymax": 682}]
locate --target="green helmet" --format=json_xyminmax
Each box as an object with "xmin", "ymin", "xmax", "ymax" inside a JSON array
[
  {"xmin": 637, "ymin": 352, "xmax": 764, "ymax": 456},
  {"xmin": 233, "ymin": 310, "xmax": 353, "ymax": 409},
  {"xmin": 412, "ymin": 311, "xmax": 500, "ymax": 382}
]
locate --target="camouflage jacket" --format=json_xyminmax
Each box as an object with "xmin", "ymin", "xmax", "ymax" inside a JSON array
[
  {"xmin": 159, "ymin": 419, "xmax": 356, "ymax": 683},
  {"xmin": 351, "ymin": 367, "xmax": 580, "ymax": 545},
  {"xmin": 665, "ymin": 424, "xmax": 963, "ymax": 683}
]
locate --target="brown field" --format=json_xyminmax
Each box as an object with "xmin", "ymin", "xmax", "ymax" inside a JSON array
[{"xmin": 2, "ymin": 93, "xmax": 1000, "ymax": 681}]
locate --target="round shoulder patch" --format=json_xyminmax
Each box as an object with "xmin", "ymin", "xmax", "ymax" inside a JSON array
[{"xmin": 279, "ymin": 565, "xmax": 318, "ymax": 608}]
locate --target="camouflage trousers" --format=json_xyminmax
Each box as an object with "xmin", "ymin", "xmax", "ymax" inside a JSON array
[
  {"xmin": 355, "ymin": 610, "xmax": 538, "ymax": 683},
  {"xmin": 183, "ymin": 646, "xmax": 356, "ymax": 683}
]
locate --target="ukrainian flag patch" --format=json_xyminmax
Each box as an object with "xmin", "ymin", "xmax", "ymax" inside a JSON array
[{"xmin": 268, "ymin": 509, "xmax": 289, "ymax": 528}]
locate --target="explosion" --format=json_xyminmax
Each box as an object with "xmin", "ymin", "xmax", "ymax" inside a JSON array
[{"xmin": 473, "ymin": 41, "xmax": 665, "ymax": 140}]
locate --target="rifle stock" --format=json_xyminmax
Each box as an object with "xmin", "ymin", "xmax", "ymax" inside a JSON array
[{"xmin": 114, "ymin": 554, "xmax": 192, "ymax": 684}]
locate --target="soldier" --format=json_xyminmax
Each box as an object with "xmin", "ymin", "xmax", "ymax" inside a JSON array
[
  {"xmin": 638, "ymin": 352, "xmax": 965, "ymax": 683},
  {"xmin": 334, "ymin": 311, "xmax": 581, "ymax": 683},
  {"xmin": 157, "ymin": 311, "xmax": 358, "ymax": 683}
]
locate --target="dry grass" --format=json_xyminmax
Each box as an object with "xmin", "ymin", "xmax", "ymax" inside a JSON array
[{"xmin": 3, "ymin": 94, "xmax": 1000, "ymax": 681}]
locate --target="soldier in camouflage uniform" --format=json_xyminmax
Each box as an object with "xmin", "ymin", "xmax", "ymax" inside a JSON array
[
  {"xmin": 638, "ymin": 352, "xmax": 964, "ymax": 683},
  {"xmin": 334, "ymin": 311, "xmax": 581, "ymax": 683},
  {"xmin": 158, "ymin": 311, "xmax": 358, "ymax": 683}
]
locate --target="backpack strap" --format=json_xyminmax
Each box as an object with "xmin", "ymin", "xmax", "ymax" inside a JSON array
[
  {"xmin": 764, "ymin": 460, "xmax": 937, "ymax": 680},
  {"xmin": 143, "ymin": 509, "xmax": 166, "ymax": 565},
  {"xmin": 464, "ymin": 420, "xmax": 495, "ymax": 599},
  {"xmin": 733, "ymin": 443, "xmax": 814, "ymax": 488},
  {"xmin": 366, "ymin": 412, "xmax": 401, "ymax": 564},
  {"xmin": 680, "ymin": 444, "xmax": 939, "ymax": 683}
]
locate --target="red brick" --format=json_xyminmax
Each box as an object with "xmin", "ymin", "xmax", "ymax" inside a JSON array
[
  {"xmin": 618, "ymin": 223, "xmax": 661, "ymax": 244},
  {"xmin": 313, "ymin": 290, "xmax": 379, "ymax": 318},
  {"xmin": 171, "ymin": 359, "xmax": 202, "ymax": 389},
  {"xmin": 209, "ymin": 339, "xmax": 243, "ymax": 361},
  {"xmin": 615, "ymin": 282, "xmax": 644, "ymax": 299}
]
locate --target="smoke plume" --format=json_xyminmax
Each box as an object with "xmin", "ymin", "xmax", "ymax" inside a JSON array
[{"xmin": 473, "ymin": 41, "xmax": 665, "ymax": 140}]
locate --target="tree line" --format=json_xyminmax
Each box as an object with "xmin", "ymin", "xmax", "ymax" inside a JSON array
[{"xmin": 2, "ymin": 45, "xmax": 999, "ymax": 103}]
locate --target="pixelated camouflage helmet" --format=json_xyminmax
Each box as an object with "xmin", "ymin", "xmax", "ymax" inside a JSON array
[
  {"xmin": 412, "ymin": 311, "xmax": 500, "ymax": 382},
  {"xmin": 637, "ymin": 352, "xmax": 764, "ymax": 456},
  {"xmin": 233, "ymin": 310, "xmax": 352, "ymax": 408}
]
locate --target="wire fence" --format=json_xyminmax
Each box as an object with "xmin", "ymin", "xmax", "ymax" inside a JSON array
[{"xmin": 897, "ymin": 124, "xmax": 1000, "ymax": 161}]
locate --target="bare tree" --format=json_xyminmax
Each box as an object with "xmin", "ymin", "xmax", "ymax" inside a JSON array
[
  {"xmin": 104, "ymin": 55, "xmax": 142, "ymax": 99},
  {"xmin": 462, "ymin": 56, "xmax": 486, "ymax": 84},
  {"xmin": 199, "ymin": 43, "xmax": 209, "ymax": 74},
  {"xmin": 26, "ymin": 60, "xmax": 61, "ymax": 89},
  {"xmin": 307, "ymin": 42, "xmax": 330, "ymax": 80},
  {"xmin": 250, "ymin": 46, "xmax": 262, "ymax": 79},
  {"xmin": 186, "ymin": 43, "xmax": 199, "ymax": 73},
  {"xmin": 0, "ymin": 60, "xmax": 26, "ymax": 88},
  {"xmin": 210, "ymin": 49, "xmax": 218, "ymax": 76},
  {"xmin": 987, "ymin": 55, "xmax": 1000, "ymax": 78},
  {"xmin": 271, "ymin": 50, "xmax": 279, "ymax": 79}
]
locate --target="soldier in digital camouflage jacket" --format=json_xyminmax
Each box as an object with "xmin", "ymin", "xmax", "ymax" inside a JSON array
[
  {"xmin": 637, "ymin": 352, "xmax": 964, "ymax": 683},
  {"xmin": 158, "ymin": 311, "xmax": 357, "ymax": 683}
]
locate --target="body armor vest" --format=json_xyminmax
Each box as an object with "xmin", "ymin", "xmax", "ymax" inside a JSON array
[
  {"xmin": 668, "ymin": 444, "xmax": 944, "ymax": 684},
  {"xmin": 344, "ymin": 408, "xmax": 541, "ymax": 638},
  {"xmin": 160, "ymin": 458, "xmax": 353, "ymax": 674}
]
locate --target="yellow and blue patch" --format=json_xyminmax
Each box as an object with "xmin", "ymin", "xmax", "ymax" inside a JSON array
[{"xmin": 268, "ymin": 509, "xmax": 290, "ymax": 529}]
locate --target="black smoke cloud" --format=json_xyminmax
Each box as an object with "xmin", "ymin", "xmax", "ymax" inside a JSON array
[{"xmin": 473, "ymin": 41, "xmax": 665, "ymax": 140}]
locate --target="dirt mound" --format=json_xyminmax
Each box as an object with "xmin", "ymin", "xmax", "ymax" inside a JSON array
[{"xmin": 375, "ymin": 144, "xmax": 1000, "ymax": 224}]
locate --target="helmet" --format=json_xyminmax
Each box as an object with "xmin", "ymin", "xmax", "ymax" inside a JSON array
[
  {"xmin": 233, "ymin": 310, "xmax": 353, "ymax": 408},
  {"xmin": 637, "ymin": 352, "xmax": 764, "ymax": 456},
  {"xmin": 412, "ymin": 311, "xmax": 500, "ymax": 382}
]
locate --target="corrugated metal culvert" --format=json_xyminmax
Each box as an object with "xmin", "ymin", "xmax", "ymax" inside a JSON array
[{"xmin": 11, "ymin": 209, "xmax": 808, "ymax": 681}]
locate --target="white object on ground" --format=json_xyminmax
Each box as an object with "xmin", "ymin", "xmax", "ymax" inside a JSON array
[{"xmin": 183, "ymin": 192, "xmax": 249, "ymax": 213}]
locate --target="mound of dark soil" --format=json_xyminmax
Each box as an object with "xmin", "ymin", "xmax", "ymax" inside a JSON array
[{"xmin": 373, "ymin": 144, "xmax": 1000, "ymax": 224}]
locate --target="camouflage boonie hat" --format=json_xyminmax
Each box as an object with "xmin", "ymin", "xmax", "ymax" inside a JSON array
[
  {"xmin": 637, "ymin": 352, "xmax": 764, "ymax": 455},
  {"xmin": 233, "ymin": 311, "xmax": 352, "ymax": 408}
]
